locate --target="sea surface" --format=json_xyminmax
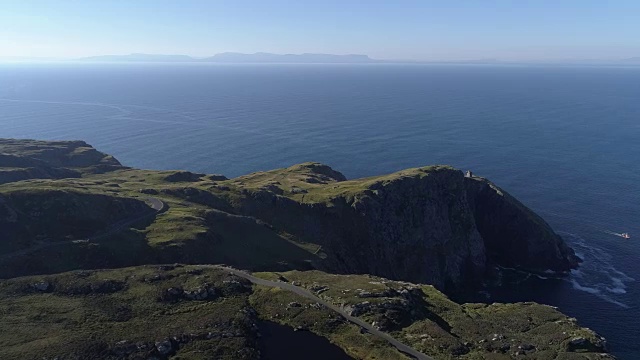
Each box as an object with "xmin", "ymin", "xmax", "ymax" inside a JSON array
[{"xmin": 1, "ymin": 63, "xmax": 638, "ymax": 358}]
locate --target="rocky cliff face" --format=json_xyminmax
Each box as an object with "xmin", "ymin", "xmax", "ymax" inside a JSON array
[
  {"xmin": 0, "ymin": 138, "xmax": 579, "ymax": 291},
  {"xmin": 464, "ymin": 176, "xmax": 580, "ymax": 273},
  {"xmin": 231, "ymin": 164, "xmax": 577, "ymax": 290}
]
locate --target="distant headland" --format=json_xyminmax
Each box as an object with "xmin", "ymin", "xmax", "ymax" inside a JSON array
[{"xmin": 78, "ymin": 52, "xmax": 381, "ymax": 64}]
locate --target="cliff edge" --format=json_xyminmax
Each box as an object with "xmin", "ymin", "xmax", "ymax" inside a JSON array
[{"xmin": 229, "ymin": 164, "xmax": 578, "ymax": 290}]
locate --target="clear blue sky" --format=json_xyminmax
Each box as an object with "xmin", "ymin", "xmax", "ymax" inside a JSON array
[{"xmin": 2, "ymin": 0, "xmax": 639, "ymax": 60}]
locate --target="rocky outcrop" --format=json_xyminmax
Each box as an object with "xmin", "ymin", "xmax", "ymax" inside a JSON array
[
  {"xmin": 464, "ymin": 176, "xmax": 580, "ymax": 273},
  {"xmin": 0, "ymin": 139, "xmax": 123, "ymax": 184},
  {"xmin": 0, "ymin": 138, "xmax": 579, "ymax": 291},
  {"xmin": 233, "ymin": 164, "xmax": 577, "ymax": 291},
  {"xmin": 163, "ymin": 171, "xmax": 205, "ymax": 182},
  {"xmin": 0, "ymin": 139, "xmax": 121, "ymax": 168}
]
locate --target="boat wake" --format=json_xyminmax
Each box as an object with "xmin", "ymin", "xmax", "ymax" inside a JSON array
[
  {"xmin": 602, "ymin": 230, "xmax": 630, "ymax": 239},
  {"xmin": 561, "ymin": 232, "xmax": 634, "ymax": 308}
]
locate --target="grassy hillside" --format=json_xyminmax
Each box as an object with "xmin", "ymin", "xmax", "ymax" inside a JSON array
[
  {"xmin": 0, "ymin": 266, "xmax": 610, "ymax": 360},
  {"xmin": 0, "ymin": 265, "xmax": 405, "ymax": 360},
  {"xmin": 0, "ymin": 139, "xmax": 613, "ymax": 358}
]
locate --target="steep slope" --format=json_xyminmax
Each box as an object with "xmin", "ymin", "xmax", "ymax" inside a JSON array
[
  {"xmin": 0, "ymin": 139, "xmax": 612, "ymax": 358},
  {"xmin": 1, "ymin": 189, "xmax": 149, "ymax": 243},
  {"xmin": 465, "ymin": 176, "xmax": 581, "ymax": 273},
  {"xmin": 0, "ymin": 139, "xmax": 122, "ymax": 184},
  {"xmin": 228, "ymin": 163, "xmax": 576, "ymax": 290}
]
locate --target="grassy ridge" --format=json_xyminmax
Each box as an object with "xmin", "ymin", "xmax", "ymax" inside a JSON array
[{"xmin": 0, "ymin": 139, "xmax": 613, "ymax": 358}]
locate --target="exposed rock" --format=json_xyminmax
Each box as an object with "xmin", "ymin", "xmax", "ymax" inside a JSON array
[
  {"xmin": 567, "ymin": 336, "xmax": 608, "ymax": 352},
  {"xmin": 183, "ymin": 285, "xmax": 218, "ymax": 300},
  {"xmin": 0, "ymin": 139, "xmax": 122, "ymax": 184},
  {"xmin": 290, "ymin": 186, "xmax": 307, "ymax": 194},
  {"xmin": 220, "ymin": 278, "xmax": 252, "ymax": 295},
  {"xmin": 155, "ymin": 338, "xmax": 174, "ymax": 355},
  {"xmin": 163, "ymin": 171, "xmax": 204, "ymax": 182},
  {"xmin": 309, "ymin": 284, "xmax": 329, "ymax": 294},
  {"xmin": 261, "ymin": 183, "xmax": 284, "ymax": 194},
  {"xmin": 139, "ymin": 188, "xmax": 159, "ymax": 195},
  {"xmin": 465, "ymin": 176, "xmax": 581, "ymax": 273},
  {"xmin": 32, "ymin": 281, "xmax": 51, "ymax": 292},
  {"xmin": 235, "ymin": 164, "xmax": 578, "ymax": 291},
  {"xmin": 519, "ymin": 343, "xmax": 535, "ymax": 351},
  {"xmin": 343, "ymin": 301, "xmax": 371, "ymax": 316},
  {"xmin": 208, "ymin": 174, "xmax": 229, "ymax": 181}
]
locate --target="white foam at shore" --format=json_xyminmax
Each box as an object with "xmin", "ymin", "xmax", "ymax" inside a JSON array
[{"xmin": 561, "ymin": 232, "xmax": 634, "ymax": 308}]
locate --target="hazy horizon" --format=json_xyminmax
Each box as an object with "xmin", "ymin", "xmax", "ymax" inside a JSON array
[
  {"xmin": 2, "ymin": 1, "xmax": 640, "ymax": 62},
  {"xmin": 2, "ymin": 51, "xmax": 640, "ymax": 65}
]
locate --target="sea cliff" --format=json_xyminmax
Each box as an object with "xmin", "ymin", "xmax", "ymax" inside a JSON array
[{"xmin": 0, "ymin": 139, "xmax": 610, "ymax": 359}]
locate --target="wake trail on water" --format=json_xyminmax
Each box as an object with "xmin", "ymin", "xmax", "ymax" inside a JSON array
[
  {"xmin": 559, "ymin": 231, "xmax": 634, "ymax": 308},
  {"xmin": 601, "ymin": 230, "xmax": 628, "ymax": 238}
]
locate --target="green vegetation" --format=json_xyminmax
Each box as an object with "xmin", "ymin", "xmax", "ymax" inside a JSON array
[
  {"xmin": 0, "ymin": 139, "xmax": 613, "ymax": 358},
  {"xmin": 255, "ymin": 271, "xmax": 609, "ymax": 359},
  {"xmin": 0, "ymin": 265, "xmax": 404, "ymax": 359}
]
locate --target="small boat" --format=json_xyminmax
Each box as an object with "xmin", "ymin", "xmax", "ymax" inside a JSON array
[{"xmin": 621, "ymin": 233, "xmax": 631, "ymax": 239}]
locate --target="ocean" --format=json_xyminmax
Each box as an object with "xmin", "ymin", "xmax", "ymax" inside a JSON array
[{"xmin": 1, "ymin": 63, "xmax": 638, "ymax": 358}]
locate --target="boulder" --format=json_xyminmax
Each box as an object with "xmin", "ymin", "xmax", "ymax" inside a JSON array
[{"xmin": 32, "ymin": 281, "xmax": 51, "ymax": 292}]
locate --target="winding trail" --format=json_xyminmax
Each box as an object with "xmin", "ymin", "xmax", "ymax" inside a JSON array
[
  {"xmin": 0, "ymin": 197, "xmax": 164, "ymax": 262},
  {"xmin": 215, "ymin": 265, "xmax": 433, "ymax": 360}
]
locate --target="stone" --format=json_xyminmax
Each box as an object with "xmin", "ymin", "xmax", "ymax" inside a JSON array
[
  {"xmin": 290, "ymin": 187, "xmax": 307, "ymax": 194},
  {"xmin": 32, "ymin": 281, "xmax": 51, "ymax": 292},
  {"xmin": 208, "ymin": 174, "xmax": 228, "ymax": 181},
  {"xmin": 518, "ymin": 343, "xmax": 535, "ymax": 351},
  {"xmin": 571, "ymin": 337, "xmax": 586, "ymax": 346},
  {"xmin": 155, "ymin": 339, "xmax": 174, "ymax": 355},
  {"xmin": 309, "ymin": 284, "xmax": 328, "ymax": 294}
]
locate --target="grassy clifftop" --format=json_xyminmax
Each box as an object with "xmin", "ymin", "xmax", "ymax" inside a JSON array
[
  {"xmin": 0, "ymin": 139, "xmax": 122, "ymax": 184},
  {"xmin": 0, "ymin": 138, "xmax": 579, "ymax": 287},
  {"xmin": 0, "ymin": 139, "xmax": 611, "ymax": 358}
]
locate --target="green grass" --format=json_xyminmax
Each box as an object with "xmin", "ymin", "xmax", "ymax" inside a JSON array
[
  {"xmin": 255, "ymin": 270, "xmax": 610, "ymax": 360},
  {"xmin": 0, "ymin": 265, "xmax": 410, "ymax": 359},
  {"xmin": 0, "ymin": 265, "xmax": 260, "ymax": 359},
  {"xmin": 249, "ymin": 285, "xmax": 410, "ymax": 359},
  {"xmin": 0, "ymin": 139, "xmax": 614, "ymax": 359}
]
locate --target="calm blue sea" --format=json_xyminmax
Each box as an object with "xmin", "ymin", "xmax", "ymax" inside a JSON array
[{"xmin": 1, "ymin": 63, "xmax": 638, "ymax": 358}]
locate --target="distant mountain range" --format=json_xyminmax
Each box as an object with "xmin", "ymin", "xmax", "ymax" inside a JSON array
[
  {"xmin": 3, "ymin": 53, "xmax": 640, "ymax": 65},
  {"xmin": 78, "ymin": 52, "xmax": 380, "ymax": 64}
]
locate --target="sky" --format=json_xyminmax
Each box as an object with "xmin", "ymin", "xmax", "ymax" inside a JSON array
[{"xmin": 1, "ymin": 0, "xmax": 640, "ymax": 61}]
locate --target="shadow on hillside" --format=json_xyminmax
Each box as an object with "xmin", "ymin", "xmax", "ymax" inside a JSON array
[
  {"xmin": 0, "ymin": 208, "xmax": 319, "ymax": 279},
  {"xmin": 0, "ymin": 213, "xmax": 159, "ymax": 278},
  {"xmin": 155, "ymin": 210, "xmax": 319, "ymax": 272}
]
